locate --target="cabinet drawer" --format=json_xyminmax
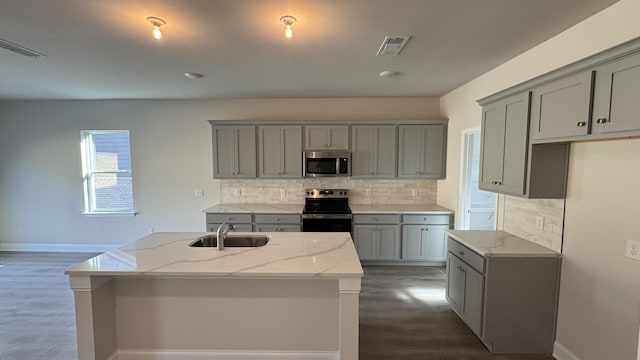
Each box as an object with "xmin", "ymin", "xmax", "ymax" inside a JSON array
[
  {"xmin": 402, "ymin": 214, "xmax": 451, "ymax": 225},
  {"xmin": 353, "ymin": 214, "xmax": 399, "ymax": 224},
  {"xmin": 447, "ymin": 238, "xmax": 485, "ymax": 273},
  {"xmin": 254, "ymin": 224, "xmax": 301, "ymax": 232},
  {"xmin": 206, "ymin": 213, "xmax": 252, "ymax": 224},
  {"xmin": 207, "ymin": 223, "xmax": 253, "ymax": 232},
  {"xmin": 253, "ymin": 214, "xmax": 301, "ymax": 224}
]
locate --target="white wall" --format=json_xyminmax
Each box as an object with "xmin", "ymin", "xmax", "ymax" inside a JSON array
[
  {"xmin": 438, "ymin": 1, "xmax": 640, "ymax": 359},
  {"xmin": 0, "ymin": 97, "xmax": 439, "ymax": 249}
]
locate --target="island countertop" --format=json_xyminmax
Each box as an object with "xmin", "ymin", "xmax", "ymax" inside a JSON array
[
  {"xmin": 446, "ymin": 230, "xmax": 560, "ymax": 257},
  {"xmin": 65, "ymin": 232, "xmax": 363, "ymax": 278}
]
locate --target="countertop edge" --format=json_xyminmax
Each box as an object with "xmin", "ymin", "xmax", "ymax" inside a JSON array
[{"xmin": 446, "ymin": 230, "xmax": 561, "ymax": 257}]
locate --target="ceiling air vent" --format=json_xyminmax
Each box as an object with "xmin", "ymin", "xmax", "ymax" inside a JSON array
[
  {"xmin": 376, "ymin": 36, "xmax": 411, "ymax": 56},
  {"xmin": 0, "ymin": 38, "xmax": 46, "ymax": 58}
]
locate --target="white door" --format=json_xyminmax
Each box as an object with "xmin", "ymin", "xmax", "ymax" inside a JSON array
[{"xmin": 460, "ymin": 129, "xmax": 496, "ymax": 230}]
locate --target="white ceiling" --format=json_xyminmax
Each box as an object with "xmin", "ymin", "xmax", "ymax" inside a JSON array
[{"xmin": 0, "ymin": 0, "xmax": 619, "ymax": 100}]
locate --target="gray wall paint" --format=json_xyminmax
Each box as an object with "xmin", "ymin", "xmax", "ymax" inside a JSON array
[{"xmin": 0, "ymin": 98, "xmax": 439, "ymax": 246}]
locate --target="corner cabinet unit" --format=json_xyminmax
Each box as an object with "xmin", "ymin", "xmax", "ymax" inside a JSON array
[
  {"xmin": 352, "ymin": 214, "xmax": 401, "ymax": 261},
  {"xmin": 479, "ymin": 92, "xmax": 569, "ymax": 198},
  {"xmin": 398, "ymin": 125, "xmax": 446, "ymax": 179},
  {"xmin": 258, "ymin": 126, "xmax": 302, "ymax": 178},
  {"xmin": 304, "ymin": 125, "xmax": 350, "ymax": 150},
  {"xmin": 351, "ymin": 125, "xmax": 397, "ymax": 178},
  {"xmin": 445, "ymin": 231, "xmax": 561, "ymax": 355},
  {"xmin": 401, "ymin": 214, "xmax": 450, "ymax": 261},
  {"xmin": 211, "ymin": 125, "xmax": 256, "ymax": 179}
]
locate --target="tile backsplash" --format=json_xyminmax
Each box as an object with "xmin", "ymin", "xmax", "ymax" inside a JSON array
[
  {"xmin": 500, "ymin": 195, "xmax": 565, "ymax": 252},
  {"xmin": 220, "ymin": 178, "xmax": 437, "ymax": 204}
]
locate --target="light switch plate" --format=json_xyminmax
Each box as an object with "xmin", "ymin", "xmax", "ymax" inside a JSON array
[{"xmin": 625, "ymin": 240, "xmax": 640, "ymax": 261}]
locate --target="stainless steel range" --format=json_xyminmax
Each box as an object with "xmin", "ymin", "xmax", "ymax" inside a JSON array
[{"xmin": 302, "ymin": 189, "xmax": 352, "ymax": 234}]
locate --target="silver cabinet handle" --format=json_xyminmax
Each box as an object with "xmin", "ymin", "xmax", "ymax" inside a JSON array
[
  {"xmin": 577, "ymin": 121, "xmax": 587, "ymax": 127},
  {"xmin": 596, "ymin": 118, "xmax": 608, "ymax": 124},
  {"xmin": 227, "ymin": 217, "xmax": 233, "ymax": 221},
  {"xmin": 458, "ymin": 250, "xmax": 464, "ymax": 255},
  {"xmin": 276, "ymin": 218, "xmax": 281, "ymax": 222}
]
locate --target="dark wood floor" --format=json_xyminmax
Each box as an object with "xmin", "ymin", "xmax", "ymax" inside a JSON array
[
  {"xmin": 360, "ymin": 266, "xmax": 556, "ymax": 360},
  {"xmin": 0, "ymin": 253, "xmax": 556, "ymax": 359}
]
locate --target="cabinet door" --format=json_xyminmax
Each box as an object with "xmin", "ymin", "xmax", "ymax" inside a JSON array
[
  {"xmin": 461, "ymin": 261, "xmax": 484, "ymax": 337},
  {"xmin": 258, "ymin": 126, "xmax": 281, "ymax": 177},
  {"xmin": 353, "ymin": 225, "xmax": 376, "ymax": 260},
  {"xmin": 398, "ymin": 125, "xmax": 446, "ymax": 179},
  {"xmin": 213, "ymin": 126, "xmax": 236, "ymax": 178},
  {"xmin": 424, "ymin": 225, "xmax": 448, "ymax": 261},
  {"xmin": 479, "ymin": 103, "xmax": 505, "ymax": 191},
  {"xmin": 402, "ymin": 225, "xmax": 426, "ymax": 260},
  {"xmin": 530, "ymin": 71, "xmax": 594, "ymax": 141},
  {"xmin": 235, "ymin": 126, "xmax": 257, "ymax": 178},
  {"xmin": 446, "ymin": 253, "xmax": 465, "ymax": 314},
  {"xmin": 352, "ymin": 125, "xmax": 396, "ymax": 178},
  {"xmin": 420, "ymin": 125, "xmax": 446, "ymax": 178},
  {"xmin": 280, "ymin": 126, "xmax": 302, "ymax": 178},
  {"xmin": 398, "ymin": 125, "xmax": 422, "ymax": 178},
  {"xmin": 377, "ymin": 226, "xmax": 401, "ymax": 260},
  {"xmin": 592, "ymin": 53, "xmax": 640, "ymax": 135},
  {"xmin": 499, "ymin": 93, "xmax": 530, "ymax": 196},
  {"xmin": 351, "ymin": 126, "xmax": 374, "ymax": 177},
  {"xmin": 304, "ymin": 126, "xmax": 349, "ymax": 150}
]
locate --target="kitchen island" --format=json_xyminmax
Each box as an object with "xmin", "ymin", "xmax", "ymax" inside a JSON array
[{"xmin": 65, "ymin": 232, "xmax": 363, "ymax": 360}]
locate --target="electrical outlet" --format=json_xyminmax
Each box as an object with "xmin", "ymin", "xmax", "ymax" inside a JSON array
[
  {"xmin": 625, "ymin": 240, "xmax": 640, "ymax": 261},
  {"xmin": 234, "ymin": 188, "xmax": 241, "ymax": 197},
  {"xmin": 18, "ymin": 227, "xmax": 25, "ymax": 236},
  {"xmin": 147, "ymin": 227, "xmax": 154, "ymax": 234},
  {"xmin": 194, "ymin": 188, "xmax": 204, "ymax": 197},
  {"xmin": 535, "ymin": 216, "xmax": 545, "ymax": 230}
]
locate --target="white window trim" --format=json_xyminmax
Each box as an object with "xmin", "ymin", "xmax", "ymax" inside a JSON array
[{"xmin": 80, "ymin": 130, "xmax": 136, "ymax": 215}]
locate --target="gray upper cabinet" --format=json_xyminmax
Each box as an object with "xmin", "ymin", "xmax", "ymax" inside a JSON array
[
  {"xmin": 530, "ymin": 71, "xmax": 594, "ymax": 142},
  {"xmin": 304, "ymin": 125, "xmax": 350, "ymax": 150},
  {"xmin": 592, "ymin": 52, "xmax": 640, "ymax": 136},
  {"xmin": 258, "ymin": 126, "xmax": 302, "ymax": 178},
  {"xmin": 479, "ymin": 92, "xmax": 529, "ymax": 196},
  {"xmin": 480, "ymin": 92, "xmax": 569, "ymax": 199},
  {"xmin": 398, "ymin": 125, "xmax": 446, "ymax": 179},
  {"xmin": 212, "ymin": 126, "xmax": 256, "ymax": 179},
  {"xmin": 351, "ymin": 125, "xmax": 396, "ymax": 178}
]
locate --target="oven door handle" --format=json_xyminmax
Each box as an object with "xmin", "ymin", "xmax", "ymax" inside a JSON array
[{"xmin": 302, "ymin": 214, "xmax": 353, "ymax": 220}]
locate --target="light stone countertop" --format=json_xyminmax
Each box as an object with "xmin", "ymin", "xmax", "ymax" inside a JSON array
[
  {"xmin": 65, "ymin": 232, "xmax": 363, "ymax": 278},
  {"xmin": 203, "ymin": 204, "xmax": 303, "ymax": 213},
  {"xmin": 204, "ymin": 203, "xmax": 453, "ymax": 214},
  {"xmin": 446, "ymin": 230, "xmax": 560, "ymax": 257}
]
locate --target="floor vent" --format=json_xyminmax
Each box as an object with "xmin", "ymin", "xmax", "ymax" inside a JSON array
[
  {"xmin": 376, "ymin": 36, "xmax": 411, "ymax": 56},
  {"xmin": 0, "ymin": 38, "xmax": 46, "ymax": 58}
]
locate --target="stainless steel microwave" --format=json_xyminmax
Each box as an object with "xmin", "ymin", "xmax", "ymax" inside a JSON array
[{"xmin": 303, "ymin": 151, "xmax": 351, "ymax": 178}]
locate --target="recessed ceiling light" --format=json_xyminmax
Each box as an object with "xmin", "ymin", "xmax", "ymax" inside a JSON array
[
  {"xmin": 379, "ymin": 70, "xmax": 400, "ymax": 78},
  {"xmin": 185, "ymin": 72, "xmax": 204, "ymax": 79}
]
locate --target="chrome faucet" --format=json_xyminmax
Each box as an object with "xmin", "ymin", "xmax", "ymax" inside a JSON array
[{"xmin": 216, "ymin": 223, "xmax": 234, "ymax": 250}]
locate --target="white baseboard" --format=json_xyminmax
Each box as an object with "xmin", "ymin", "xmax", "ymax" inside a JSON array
[
  {"xmin": 0, "ymin": 242, "xmax": 117, "ymax": 253},
  {"xmin": 553, "ymin": 341, "xmax": 583, "ymax": 360},
  {"xmin": 112, "ymin": 349, "xmax": 339, "ymax": 360}
]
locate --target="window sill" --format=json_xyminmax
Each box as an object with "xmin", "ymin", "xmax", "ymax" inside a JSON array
[{"xmin": 82, "ymin": 211, "xmax": 138, "ymax": 217}]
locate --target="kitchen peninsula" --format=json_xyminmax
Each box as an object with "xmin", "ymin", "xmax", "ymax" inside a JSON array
[{"xmin": 65, "ymin": 232, "xmax": 363, "ymax": 360}]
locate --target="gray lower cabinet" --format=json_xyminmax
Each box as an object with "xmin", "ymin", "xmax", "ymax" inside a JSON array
[
  {"xmin": 304, "ymin": 125, "xmax": 350, "ymax": 150},
  {"xmin": 253, "ymin": 213, "xmax": 301, "ymax": 232},
  {"xmin": 206, "ymin": 213, "xmax": 253, "ymax": 232},
  {"xmin": 398, "ymin": 125, "xmax": 446, "ymax": 179},
  {"xmin": 592, "ymin": 52, "xmax": 640, "ymax": 136},
  {"xmin": 258, "ymin": 126, "xmax": 302, "ymax": 178},
  {"xmin": 446, "ymin": 237, "xmax": 561, "ymax": 354},
  {"xmin": 351, "ymin": 125, "xmax": 397, "ymax": 178},
  {"xmin": 480, "ymin": 92, "xmax": 570, "ymax": 199},
  {"xmin": 530, "ymin": 71, "xmax": 594, "ymax": 142},
  {"xmin": 352, "ymin": 214, "xmax": 401, "ymax": 261},
  {"xmin": 401, "ymin": 213, "xmax": 451, "ymax": 261},
  {"xmin": 212, "ymin": 126, "xmax": 256, "ymax": 178}
]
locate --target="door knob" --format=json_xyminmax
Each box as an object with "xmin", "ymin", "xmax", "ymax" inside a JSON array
[
  {"xmin": 596, "ymin": 118, "xmax": 608, "ymax": 124},
  {"xmin": 576, "ymin": 121, "xmax": 587, "ymax": 127}
]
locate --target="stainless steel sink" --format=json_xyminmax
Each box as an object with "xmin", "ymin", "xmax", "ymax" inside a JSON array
[{"xmin": 188, "ymin": 234, "xmax": 270, "ymax": 248}]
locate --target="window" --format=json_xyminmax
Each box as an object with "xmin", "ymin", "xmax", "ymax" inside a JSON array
[{"xmin": 80, "ymin": 130, "xmax": 134, "ymax": 214}]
